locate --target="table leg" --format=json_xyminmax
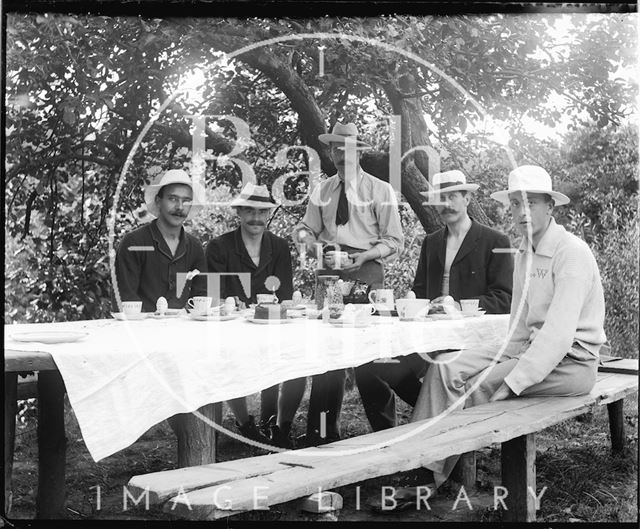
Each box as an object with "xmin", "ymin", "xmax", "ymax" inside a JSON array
[
  {"xmin": 451, "ymin": 451, "xmax": 476, "ymax": 489},
  {"xmin": 168, "ymin": 403, "xmax": 222, "ymax": 468},
  {"xmin": 4, "ymin": 373, "xmax": 18, "ymax": 514},
  {"xmin": 607, "ymin": 399, "xmax": 625, "ymax": 453},
  {"xmin": 36, "ymin": 371, "xmax": 67, "ymax": 518},
  {"xmin": 501, "ymin": 433, "xmax": 536, "ymax": 522}
]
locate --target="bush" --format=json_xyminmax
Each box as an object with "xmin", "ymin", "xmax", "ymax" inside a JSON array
[{"xmin": 593, "ymin": 217, "xmax": 639, "ymax": 359}]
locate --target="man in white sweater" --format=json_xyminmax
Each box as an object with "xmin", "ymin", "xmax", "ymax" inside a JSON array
[{"xmin": 410, "ymin": 165, "xmax": 607, "ymax": 492}]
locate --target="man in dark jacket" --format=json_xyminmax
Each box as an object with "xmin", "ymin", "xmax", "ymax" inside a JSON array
[
  {"xmin": 206, "ymin": 183, "xmax": 305, "ymax": 448},
  {"xmin": 355, "ymin": 170, "xmax": 513, "ymax": 431},
  {"xmin": 114, "ymin": 169, "xmax": 207, "ymax": 312}
]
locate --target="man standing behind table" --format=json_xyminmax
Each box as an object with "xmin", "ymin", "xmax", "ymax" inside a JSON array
[
  {"xmin": 293, "ymin": 122, "xmax": 404, "ymax": 445},
  {"xmin": 114, "ymin": 169, "xmax": 207, "ymax": 312},
  {"xmin": 206, "ymin": 183, "xmax": 306, "ymax": 448},
  {"xmin": 410, "ymin": 165, "xmax": 607, "ymax": 493},
  {"xmin": 355, "ymin": 170, "xmax": 513, "ymax": 432}
]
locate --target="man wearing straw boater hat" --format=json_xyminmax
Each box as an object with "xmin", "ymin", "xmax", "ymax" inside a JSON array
[
  {"xmin": 206, "ymin": 182, "xmax": 305, "ymax": 448},
  {"xmin": 356, "ymin": 169, "xmax": 512, "ymax": 436},
  {"xmin": 402, "ymin": 165, "xmax": 607, "ymax": 500},
  {"xmin": 113, "ymin": 168, "xmax": 207, "ymax": 313},
  {"xmin": 293, "ymin": 122, "xmax": 404, "ymax": 446}
]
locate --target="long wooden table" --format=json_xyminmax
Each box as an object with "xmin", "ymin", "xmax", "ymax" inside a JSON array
[{"xmin": 4, "ymin": 313, "xmax": 509, "ymax": 518}]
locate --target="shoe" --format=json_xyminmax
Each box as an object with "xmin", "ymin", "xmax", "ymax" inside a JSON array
[
  {"xmin": 269, "ymin": 421, "xmax": 295, "ymax": 449},
  {"xmin": 259, "ymin": 416, "xmax": 273, "ymax": 438},
  {"xmin": 236, "ymin": 415, "xmax": 274, "ymax": 445},
  {"xmin": 296, "ymin": 430, "xmax": 341, "ymax": 448}
]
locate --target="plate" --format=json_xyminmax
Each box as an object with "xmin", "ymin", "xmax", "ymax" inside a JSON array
[
  {"xmin": 425, "ymin": 313, "xmax": 464, "ymax": 321},
  {"xmin": 245, "ymin": 317, "xmax": 293, "ymax": 325},
  {"xmin": 11, "ymin": 331, "xmax": 88, "ymax": 344},
  {"xmin": 148, "ymin": 309, "xmax": 185, "ymax": 319},
  {"xmin": 111, "ymin": 312, "xmax": 149, "ymax": 321},
  {"xmin": 462, "ymin": 310, "xmax": 486, "ymax": 318},
  {"xmin": 187, "ymin": 313, "xmax": 241, "ymax": 322},
  {"xmin": 328, "ymin": 320, "xmax": 370, "ymax": 328}
]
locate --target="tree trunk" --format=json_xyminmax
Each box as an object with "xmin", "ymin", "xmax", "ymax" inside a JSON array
[{"xmin": 384, "ymin": 78, "xmax": 490, "ymax": 230}]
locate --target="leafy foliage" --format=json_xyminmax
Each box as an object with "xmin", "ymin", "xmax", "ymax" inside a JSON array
[{"xmin": 4, "ymin": 13, "xmax": 638, "ymax": 357}]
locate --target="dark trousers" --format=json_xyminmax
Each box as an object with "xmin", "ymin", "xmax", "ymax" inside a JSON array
[
  {"xmin": 355, "ymin": 353, "xmax": 428, "ymax": 431},
  {"xmin": 306, "ymin": 369, "xmax": 347, "ymax": 438}
]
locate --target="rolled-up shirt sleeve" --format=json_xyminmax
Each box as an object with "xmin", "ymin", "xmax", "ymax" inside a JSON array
[
  {"xmin": 296, "ymin": 185, "xmax": 324, "ymax": 240},
  {"xmin": 373, "ymin": 183, "xmax": 404, "ymax": 259}
]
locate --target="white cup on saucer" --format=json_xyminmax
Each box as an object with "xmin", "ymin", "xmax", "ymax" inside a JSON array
[
  {"xmin": 121, "ymin": 301, "xmax": 142, "ymax": 315},
  {"xmin": 396, "ymin": 298, "xmax": 430, "ymax": 320},
  {"xmin": 368, "ymin": 289, "xmax": 395, "ymax": 312},
  {"xmin": 187, "ymin": 296, "xmax": 212, "ymax": 314},
  {"xmin": 460, "ymin": 299, "xmax": 480, "ymax": 313}
]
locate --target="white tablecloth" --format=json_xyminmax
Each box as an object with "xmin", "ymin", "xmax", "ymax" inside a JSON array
[{"xmin": 5, "ymin": 314, "xmax": 509, "ymax": 461}]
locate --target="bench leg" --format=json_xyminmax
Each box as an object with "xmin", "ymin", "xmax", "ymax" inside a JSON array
[
  {"xmin": 450, "ymin": 451, "xmax": 476, "ymax": 489},
  {"xmin": 607, "ymin": 399, "xmax": 625, "ymax": 453},
  {"xmin": 4, "ymin": 373, "xmax": 18, "ymax": 514},
  {"xmin": 36, "ymin": 371, "xmax": 67, "ymax": 518},
  {"xmin": 168, "ymin": 402, "xmax": 222, "ymax": 468},
  {"xmin": 501, "ymin": 433, "xmax": 536, "ymax": 522}
]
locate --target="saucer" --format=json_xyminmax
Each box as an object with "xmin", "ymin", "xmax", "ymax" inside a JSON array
[
  {"xmin": 11, "ymin": 331, "xmax": 89, "ymax": 344},
  {"xmin": 111, "ymin": 312, "xmax": 148, "ymax": 321},
  {"xmin": 329, "ymin": 320, "xmax": 370, "ymax": 328},
  {"xmin": 187, "ymin": 313, "xmax": 240, "ymax": 322},
  {"xmin": 462, "ymin": 310, "xmax": 486, "ymax": 318},
  {"xmin": 246, "ymin": 317, "xmax": 292, "ymax": 325},
  {"xmin": 148, "ymin": 309, "xmax": 184, "ymax": 319}
]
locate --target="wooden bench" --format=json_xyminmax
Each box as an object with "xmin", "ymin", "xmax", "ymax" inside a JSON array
[{"xmin": 127, "ymin": 360, "xmax": 638, "ymax": 522}]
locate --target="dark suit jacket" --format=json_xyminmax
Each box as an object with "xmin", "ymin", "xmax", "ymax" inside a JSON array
[
  {"xmin": 205, "ymin": 227, "xmax": 293, "ymax": 305},
  {"xmin": 113, "ymin": 220, "xmax": 207, "ymax": 312},
  {"xmin": 412, "ymin": 220, "xmax": 513, "ymax": 314}
]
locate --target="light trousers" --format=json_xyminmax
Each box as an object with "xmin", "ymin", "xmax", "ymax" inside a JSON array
[{"xmin": 411, "ymin": 342, "xmax": 598, "ymax": 487}]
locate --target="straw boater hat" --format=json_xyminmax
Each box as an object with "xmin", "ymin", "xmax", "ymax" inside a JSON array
[
  {"xmin": 144, "ymin": 169, "xmax": 204, "ymax": 220},
  {"xmin": 490, "ymin": 165, "xmax": 570, "ymax": 206},
  {"xmin": 420, "ymin": 170, "xmax": 479, "ymax": 200},
  {"xmin": 318, "ymin": 122, "xmax": 371, "ymax": 150},
  {"xmin": 230, "ymin": 182, "xmax": 277, "ymax": 209}
]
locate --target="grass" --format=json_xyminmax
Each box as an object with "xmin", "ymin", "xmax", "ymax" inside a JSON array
[{"xmin": 6, "ymin": 373, "xmax": 638, "ymax": 522}]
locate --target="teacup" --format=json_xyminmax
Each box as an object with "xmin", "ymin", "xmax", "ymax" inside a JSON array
[
  {"xmin": 396, "ymin": 298, "xmax": 430, "ymax": 320},
  {"xmin": 257, "ymin": 293, "xmax": 278, "ymax": 304},
  {"xmin": 460, "ymin": 299, "xmax": 480, "ymax": 313},
  {"xmin": 121, "ymin": 301, "xmax": 142, "ymax": 315},
  {"xmin": 326, "ymin": 251, "xmax": 351, "ymax": 269},
  {"xmin": 368, "ymin": 289, "xmax": 395, "ymax": 312},
  {"xmin": 342, "ymin": 303, "xmax": 375, "ymax": 324},
  {"xmin": 187, "ymin": 296, "xmax": 212, "ymax": 314}
]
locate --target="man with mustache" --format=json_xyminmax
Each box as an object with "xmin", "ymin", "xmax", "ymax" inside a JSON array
[
  {"xmin": 405, "ymin": 165, "xmax": 607, "ymax": 498},
  {"xmin": 294, "ymin": 122, "xmax": 404, "ymax": 446},
  {"xmin": 114, "ymin": 169, "xmax": 207, "ymax": 312},
  {"xmin": 356, "ymin": 170, "xmax": 513, "ymax": 435},
  {"xmin": 206, "ymin": 183, "xmax": 306, "ymax": 448}
]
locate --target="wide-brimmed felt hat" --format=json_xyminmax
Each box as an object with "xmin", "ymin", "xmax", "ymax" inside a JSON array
[
  {"xmin": 230, "ymin": 182, "xmax": 277, "ymax": 209},
  {"xmin": 420, "ymin": 170, "xmax": 479, "ymax": 200},
  {"xmin": 491, "ymin": 165, "xmax": 570, "ymax": 206},
  {"xmin": 144, "ymin": 169, "xmax": 204, "ymax": 220},
  {"xmin": 318, "ymin": 122, "xmax": 371, "ymax": 151}
]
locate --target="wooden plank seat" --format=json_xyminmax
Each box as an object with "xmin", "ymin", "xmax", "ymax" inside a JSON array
[{"xmin": 127, "ymin": 364, "xmax": 638, "ymax": 522}]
